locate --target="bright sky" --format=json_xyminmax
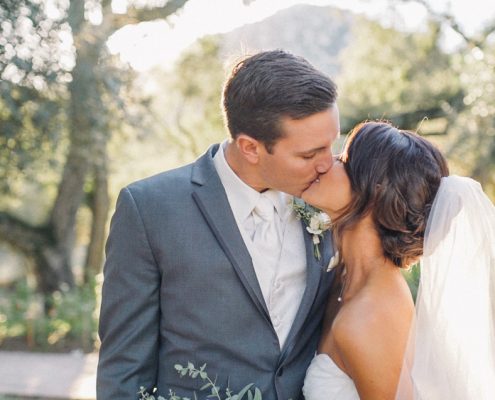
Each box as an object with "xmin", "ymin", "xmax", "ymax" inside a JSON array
[{"xmin": 107, "ymin": 0, "xmax": 494, "ymax": 71}]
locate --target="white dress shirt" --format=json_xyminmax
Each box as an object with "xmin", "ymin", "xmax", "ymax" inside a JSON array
[{"xmin": 213, "ymin": 141, "xmax": 307, "ymax": 348}]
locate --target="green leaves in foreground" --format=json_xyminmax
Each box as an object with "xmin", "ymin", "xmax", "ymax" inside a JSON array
[{"xmin": 139, "ymin": 362, "xmax": 262, "ymax": 400}]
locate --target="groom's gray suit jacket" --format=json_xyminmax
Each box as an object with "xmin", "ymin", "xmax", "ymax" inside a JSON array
[{"xmin": 97, "ymin": 144, "xmax": 336, "ymax": 400}]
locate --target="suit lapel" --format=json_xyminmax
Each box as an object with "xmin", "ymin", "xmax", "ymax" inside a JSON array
[
  {"xmin": 279, "ymin": 223, "xmax": 333, "ymax": 361},
  {"xmin": 191, "ymin": 145, "xmax": 271, "ymax": 323}
]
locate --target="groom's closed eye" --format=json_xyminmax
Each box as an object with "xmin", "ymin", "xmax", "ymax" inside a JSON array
[{"xmin": 297, "ymin": 146, "xmax": 331, "ymax": 159}]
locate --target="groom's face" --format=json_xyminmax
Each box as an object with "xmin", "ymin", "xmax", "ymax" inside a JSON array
[{"xmin": 257, "ymin": 105, "xmax": 340, "ymax": 197}]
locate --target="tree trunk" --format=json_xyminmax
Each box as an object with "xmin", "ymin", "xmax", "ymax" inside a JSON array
[
  {"xmin": 84, "ymin": 148, "xmax": 110, "ymax": 282},
  {"xmin": 0, "ymin": 212, "xmax": 73, "ymax": 294},
  {"xmin": 45, "ymin": 0, "xmax": 105, "ymax": 289}
]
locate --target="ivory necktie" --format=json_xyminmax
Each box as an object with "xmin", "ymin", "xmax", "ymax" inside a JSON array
[{"xmin": 252, "ymin": 193, "xmax": 282, "ymax": 265}]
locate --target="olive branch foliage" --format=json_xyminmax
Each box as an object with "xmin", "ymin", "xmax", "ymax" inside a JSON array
[{"xmin": 138, "ymin": 362, "xmax": 262, "ymax": 400}]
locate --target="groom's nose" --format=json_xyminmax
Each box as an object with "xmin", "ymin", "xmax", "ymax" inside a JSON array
[{"xmin": 315, "ymin": 152, "xmax": 333, "ymax": 174}]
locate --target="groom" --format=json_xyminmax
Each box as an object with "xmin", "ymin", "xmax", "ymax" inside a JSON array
[{"xmin": 97, "ymin": 50, "xmax": 340, "ymax": 400}]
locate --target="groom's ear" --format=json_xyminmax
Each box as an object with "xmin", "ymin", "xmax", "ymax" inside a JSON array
[{"xmin": 236, "ymin": 134, "xmax": 261, "ymax": 164}]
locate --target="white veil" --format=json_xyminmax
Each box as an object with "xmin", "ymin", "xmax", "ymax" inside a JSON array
[{"xmin": 396, "ymin": 175, "xmax": 495, "ymax": 399}]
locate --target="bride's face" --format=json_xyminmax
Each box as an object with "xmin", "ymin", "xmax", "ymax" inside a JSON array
[{"xmin": 301, "ymin": 158, "xmax": 352, "ymax": 219}]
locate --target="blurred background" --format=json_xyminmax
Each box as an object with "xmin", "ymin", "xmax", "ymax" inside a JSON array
[{"xmin": 0, "ymin": 0, "xmax": 494, "ymax": 391}]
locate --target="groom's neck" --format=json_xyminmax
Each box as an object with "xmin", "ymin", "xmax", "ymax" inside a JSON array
[{"xmin": 224, "ymin": 142, "xmax": 267, "ymax": 192}]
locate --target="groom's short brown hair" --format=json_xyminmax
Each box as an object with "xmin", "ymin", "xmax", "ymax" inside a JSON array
[{"xmin": 222, "ymin": 50, "xmax": 338, "ymax": 153}]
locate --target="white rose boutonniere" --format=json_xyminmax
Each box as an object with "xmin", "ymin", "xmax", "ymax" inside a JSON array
[{"xmin": 291, "ymin": 198, "xmax": 332, "ymax": 261}]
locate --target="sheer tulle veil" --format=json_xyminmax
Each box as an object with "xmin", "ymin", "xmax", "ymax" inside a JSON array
[{"xmin": 396, "ymin": 175, "xmax": 495, "ymax": 399}]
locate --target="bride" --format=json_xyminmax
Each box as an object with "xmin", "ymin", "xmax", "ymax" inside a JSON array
[{"xmin": 301, "ymin": 121, "xmax": 495, "ymax": 399}]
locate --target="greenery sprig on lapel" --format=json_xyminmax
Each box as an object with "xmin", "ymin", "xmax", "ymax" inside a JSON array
[{"xmin": 291, "ymin": 198, "xmax": 332, "ymax": 261}]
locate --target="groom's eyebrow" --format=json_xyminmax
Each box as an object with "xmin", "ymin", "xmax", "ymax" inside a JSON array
[{"xmin": 295, "ymin": 146, "xmax": 328, "ymax": 155}]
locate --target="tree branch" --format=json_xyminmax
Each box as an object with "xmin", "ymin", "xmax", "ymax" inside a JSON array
[
  {"xmin": 0, "ymin": 212, "xmax": 50, "ymax": 255},
  {"xmin": 400, "ymin": 0, "xmax": 488, "ymax": 47},
  {"xmin": 110, "ymin": 0, "xmax": 189, "ymax": 31},
  {"xmin": 68, "ymin": 0, "xmax": 86, "ymax": 35},
  {"xmin": 481, "ymin": 21, "xmax": 495, "ymax": 41}
]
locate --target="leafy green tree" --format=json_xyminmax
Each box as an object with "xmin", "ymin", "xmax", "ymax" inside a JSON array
[
  {"xmin": 337, "ymin": 17, "xmax": 462, "ymax": 133},
  {"xmin": 442, "ymin": 45, "xmax": 495, "ymax": 197},
  {"xmin": 406, "ymin": 0, "xmax": 495, "ymax": 196},
  {"xmin": 0, "ymin": 1, "xmax": 66, "ymax": 192},
  {"xmin": 151, "ymin": 35, "xmax": 227, "ymax": 163},
  {"xmin": 336, "ymin": 3, "xmax": 494, "ymax": 198},
  {"xmin": 0, "ymin": 0, "xmax": 190, "ymax": 297}
]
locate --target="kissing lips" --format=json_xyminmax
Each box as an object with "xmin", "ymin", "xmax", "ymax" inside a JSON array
[{"xmin": 302, "ymin": 175, "xmax": 321, "ymax": 193}]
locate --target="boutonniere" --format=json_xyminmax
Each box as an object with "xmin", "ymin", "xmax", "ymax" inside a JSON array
[{"xmin": 291, "ymin": 198, "xmax": 332, "ymax": 261}]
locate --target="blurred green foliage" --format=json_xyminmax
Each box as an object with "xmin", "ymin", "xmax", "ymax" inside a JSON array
[
  {"xmin": 0, "ymin": 278, "xmax": 99, "ymax": 351},
  {"xmin": 0, "ymin": 0, "xmax": 68, "ymax": 197},
  {"xmin": 403, "ymin": 263, "xmax": 421, "ymax": 303},
  {"xmin": 0, "ymin": 0, "xmax": 187, "ymax": 296},
  {"xmin": 337, "ymin": 18, "xmax": 462, "ymax": 133},
  {"xmin": 336, "ymin": 16, "xmax": 494, "ymax": 198},
  {"xmin": 150, "ymin": 36, "xmax": 228, "ymax": 162}
]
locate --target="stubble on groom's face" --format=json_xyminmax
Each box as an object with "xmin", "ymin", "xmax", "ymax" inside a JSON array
[{"xmin": 257, "ymin": 106, "xmax": 340, "ymax": 197}]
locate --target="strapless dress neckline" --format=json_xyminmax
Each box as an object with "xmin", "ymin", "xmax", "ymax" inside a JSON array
[{"xmin": 303, "ymin": 353, "xmax": 360, "ymax": 400}]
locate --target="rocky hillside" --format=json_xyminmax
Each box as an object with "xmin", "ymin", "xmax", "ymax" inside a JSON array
[{"xmin": 218, "ymin": 4, "xmax": 354, "ymax": 76}]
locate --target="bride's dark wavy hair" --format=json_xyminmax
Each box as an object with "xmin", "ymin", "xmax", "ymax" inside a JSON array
[{"xmin": 333, "ymin": 121, "xmax": 449, "ymax": 268}]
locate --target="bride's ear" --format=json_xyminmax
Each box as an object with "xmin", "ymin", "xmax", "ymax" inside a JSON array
[{"xmin": 236, "ymin": 134, "xmax": 262, "ymax": 165}]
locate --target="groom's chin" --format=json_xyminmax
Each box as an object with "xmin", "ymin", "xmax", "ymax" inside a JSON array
[
  {"xmin": 300, "ymin": 186, "xmax": 315, "ymax": 204},
  {"xmin": 287, "ymin": 187, "xmax": 305, "ymax": 198},
  {"xmin": 293, "ymin": 182, "xmax": 315, "ymax": 198}
]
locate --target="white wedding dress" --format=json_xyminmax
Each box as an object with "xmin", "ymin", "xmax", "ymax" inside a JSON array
[{"xmin": 303, "ymin": 353, "xmax": 359, "ymax": 400}]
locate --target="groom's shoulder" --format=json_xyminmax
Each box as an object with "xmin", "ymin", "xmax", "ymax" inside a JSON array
[
  {"xmin": 125, "ymin": 162, "xmax": 195, "ymax": 200},
  {"xmin": 125, "ymin": 144, "xmax": 219, "ymax": 197},
  {"xmin": 135, "ymin": 162, "xmax": 194, "ymax": 186}
]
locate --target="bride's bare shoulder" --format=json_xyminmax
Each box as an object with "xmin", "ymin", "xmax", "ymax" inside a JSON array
[
  {"xmin": 331, "ymin": 273, "xmax": 414, "ymax": 398},
  {"xmin": 334, "ymin": 275, "xmax": 413, "ymax": 345}
]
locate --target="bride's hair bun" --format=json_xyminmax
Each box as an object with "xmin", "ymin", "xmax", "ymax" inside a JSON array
[{"xmin": 334, "ymin": 121, "xmax": 449, "ymax": 268}]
